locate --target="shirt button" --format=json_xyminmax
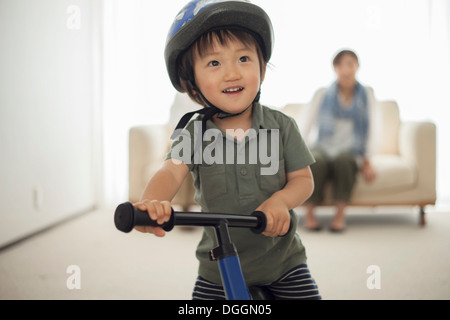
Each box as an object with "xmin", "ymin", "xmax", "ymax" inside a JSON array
[{"xmin": 240, "ymin": 167, "xmax": 248, "ymax": 176}]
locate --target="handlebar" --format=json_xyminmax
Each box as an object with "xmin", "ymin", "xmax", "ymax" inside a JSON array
[{"xmin": 114, "ymin": 202, "xmax": 267, "ymax": 234}]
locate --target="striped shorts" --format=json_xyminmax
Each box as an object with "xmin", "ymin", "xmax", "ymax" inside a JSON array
[{"xmin": 192, "ymin": 264, "xmax": 321, "ymax": 300}]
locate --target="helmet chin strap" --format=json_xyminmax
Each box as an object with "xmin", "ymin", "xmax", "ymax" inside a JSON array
[
  {"xmin": 171, "ymin": 80, "xmax": 261, "ymax": 140},
  {"xmin": 195, "ymin": 84, "xmax": 256, "ymax": 119}
]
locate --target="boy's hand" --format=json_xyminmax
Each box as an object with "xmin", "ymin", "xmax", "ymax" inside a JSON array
[
  {"xmin": 133, "ymin": 200, "xmax": 172, "ymax": 237},
  {"xmin": 256, "ymin": 195, "xmax": 291, "ymax": 237}
]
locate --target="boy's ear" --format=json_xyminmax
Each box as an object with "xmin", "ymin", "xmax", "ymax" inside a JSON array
[{"xmin": 260, "ymin": 63, "xmax": 267, "ymax": 84}]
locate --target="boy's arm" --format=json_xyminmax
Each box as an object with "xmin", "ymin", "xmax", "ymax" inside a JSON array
[
  {"xmin": 273, "ymin": 166, "xmax": 314, "ymax": 210},
  {"xmin": 134, "ymin": 159, "xmax": 189, "ymax": 237},
  {"xmin": 256, "ymin": 166, "xmax": 314, "ymax": 237}
]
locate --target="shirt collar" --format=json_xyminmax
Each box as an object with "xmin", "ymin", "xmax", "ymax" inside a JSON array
[
  {"xmin": 204, "ymin": 102, "xmax": 278, "ymax": 141},
  {"xmin": 251, "ymin": 102, "xmax": 264, "ymax": 131},
  {"xmin": 252, "ymin": 102, "xmax": 280, "ymax": 131}
]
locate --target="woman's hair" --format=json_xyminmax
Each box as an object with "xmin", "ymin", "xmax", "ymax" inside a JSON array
[
  {"xmin": 178, "ymin": 29, "xmax": 266, "ymax": 106},
  {"xmin": 333, "ymin": 49, "xmax": 359, "ymax": 66}
]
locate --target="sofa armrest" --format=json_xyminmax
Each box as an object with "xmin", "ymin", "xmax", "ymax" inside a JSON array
[
  {"xmin": 128, "ymin": 125, "xmax": 170, "ymax": 203},
  {"xmin": 398, "ymin": 121, "xmax": 437, "ymax": 202}
]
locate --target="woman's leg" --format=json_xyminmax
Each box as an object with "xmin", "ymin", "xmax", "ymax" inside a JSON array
[
  {"xmin": 304, "ymin": 149, "xmax": 329, "ymax": 230},
  {"xmin": 330, "ymin": 152, "xmax": 358, "ymax": 231},
  {"xmin": 331, "ymin": 201, "xmax": 347, "ymax": 231}
]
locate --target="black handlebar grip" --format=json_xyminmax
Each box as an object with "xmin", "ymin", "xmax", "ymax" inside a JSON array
[
  {"xmin": 114, "ymin": 202, "xmax": 175, "ymax": 233},
  {"xmin": 250, "ymin": 210, "xmax": 292, "ymax": 237},
  {"xmin": 250, "ymin": 211, "xmax": 267, "ymax": 234}
]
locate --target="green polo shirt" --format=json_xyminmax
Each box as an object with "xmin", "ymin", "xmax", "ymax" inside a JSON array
[{"xmin": 165, "ymin": 103, "xmax": 315, "ymax": 286}]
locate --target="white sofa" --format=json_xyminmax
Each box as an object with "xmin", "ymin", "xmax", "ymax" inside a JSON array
[
  {"xmin": 129, "ymin": 100, "xmax": 436, "ymax": 225},
  {"xmin": 128, "ymin": 123, "xmax": 197, "ymax": 211},
  {"xmin": 283, "ymin": 101, "xmax": 436, "ymax": 225}
]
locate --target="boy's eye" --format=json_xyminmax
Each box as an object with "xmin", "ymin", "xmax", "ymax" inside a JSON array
[
  {"xmin": 208, "ymin": 60, "xmax": 220, "ymax": 67},
  {"xmin": 239, "ymin": 56, "xmax": 249, "ymax": 63}
]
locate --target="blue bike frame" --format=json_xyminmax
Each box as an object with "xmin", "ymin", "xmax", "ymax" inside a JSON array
[{"xmin": 209, "ymin": 220, "xmax": 250, "ymax": 300}]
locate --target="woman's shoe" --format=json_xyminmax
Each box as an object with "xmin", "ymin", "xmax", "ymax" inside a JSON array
[
  {"xmin": 329, "ymin": 225, "xmax": 346, "ymax": 233},
  {"xmin": 304, "ymin": 224, "xmax": 323, "ymax": 232}
]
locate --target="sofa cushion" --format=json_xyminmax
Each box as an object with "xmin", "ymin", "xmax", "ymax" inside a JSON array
[{"xmin": 355, "ymin": 154, "xmax": 416, "ymax": 193}]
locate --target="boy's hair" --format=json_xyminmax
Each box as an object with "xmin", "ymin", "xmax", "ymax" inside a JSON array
[{"xmin": 178, "ymin": 29, "xmax": 266, "ymax": 107}]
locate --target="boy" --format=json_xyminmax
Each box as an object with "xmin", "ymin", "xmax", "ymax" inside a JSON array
[{"xmin": 134, "ymin": 0, "xmax": 321, "ymax": 300}]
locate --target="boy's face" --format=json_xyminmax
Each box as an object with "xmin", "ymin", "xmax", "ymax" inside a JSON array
[{"xmin": 192, "ymin": 37, "xmax": 264, "ymax": 114}]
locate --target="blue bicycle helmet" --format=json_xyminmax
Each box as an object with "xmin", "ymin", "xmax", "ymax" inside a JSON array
[
  {"xmin": 165, "ymin": 0, "xmax": 274, "ymax": 93},
  {"xmin": 165, "ymin": 0, "xmax": 274, "ymax": 139}
]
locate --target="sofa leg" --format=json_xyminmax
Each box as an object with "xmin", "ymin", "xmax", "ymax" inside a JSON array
[{"xmin": 419, "ymin": 207, "xmax": 426, "ymax": 226}]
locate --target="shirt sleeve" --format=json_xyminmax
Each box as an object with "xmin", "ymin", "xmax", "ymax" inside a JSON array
[
  {"xmin": 365, "ymin": 86, "xmax": 379, "ymax": 157},
  {"xmin": 299, "ymin": 88, "xmax": 326, "ymax": 146},
  {"xmin": 164, "ymin": 119, "xmax": 197, "ymax": 171},
  {"xmin": 281, "ymin": 115, "xmax": 316, "ymax": 173}
]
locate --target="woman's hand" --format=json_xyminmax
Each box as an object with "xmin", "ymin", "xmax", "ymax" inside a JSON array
[
  {"xmin": 256, "ymin": 195, "xmax": 291, "ymax": 238},
  {"xmin": 362, "ymin": 159, "xmax": 376, "ymax": 183},
  {"xmin": 133, "ymin": 200, "xmax": 172, "ymax": 237}
]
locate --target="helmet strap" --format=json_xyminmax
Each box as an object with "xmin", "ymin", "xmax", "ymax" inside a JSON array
[{"xmin": 171, "ymin": 85, "xmax": 260, "ymax": 140}]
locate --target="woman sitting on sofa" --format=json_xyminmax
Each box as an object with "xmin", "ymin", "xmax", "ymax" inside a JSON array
[{"xmin": 301, "ymin": 49, "xmax": 378, "ymax": 232}]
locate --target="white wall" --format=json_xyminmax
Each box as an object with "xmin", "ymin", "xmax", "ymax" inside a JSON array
[{"xmin": 0, "ymin": 0, "xmax": 100, "ymax": 247}]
